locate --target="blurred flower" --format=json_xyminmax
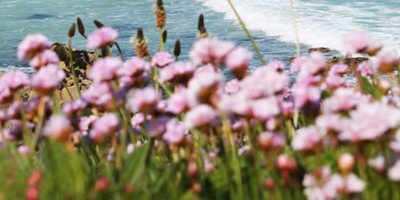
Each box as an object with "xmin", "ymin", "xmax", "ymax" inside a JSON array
[
  {"xmin": 159, "ymin": 62, "xmax": 195, "ymax": 85},
  {"xmin": 187, "ymin": 71, "xmax": 222, "ymax": 105},
  {"xmin": 32, "ymin": 64, "xmax": 65, "ymax": 95},
  {"xmin": 224, "ymin": 79, "xmax": 241, "ymax": 94},
  {"xmin": 147, "ymin": 116, "xmax": 169, "ymax": 137},
  {"xmin": 127, "ymin": 87, "xmax": 159, "ymax": 114},
  {"xmin": 343, "ymin": 32, "xmax": 370, "ymax": 54},
  {"xmin": 358, "ymin": 60, "xmax": 378, "ymax": 77},
  {"xmin": 1, "ymin": 70, "xmax": 29, "ymax": 90},
  {"xmin": 292, "ymin": 126, "xmax": 324, "ymax": 152},
  {"xmin": 377, "ymin": 49, "xmax": 399, "ymax": 73},
  {"xmin": 166, "ymin": 89, "xmax": 190, "ymax": 115},
  {"xmin": 18, "ymin": 145, "xmax": 30, "ymax": 156},
  {"xmin": 89, "ymin": 57, "xmax": 123, "ymax": 83},
  {"xmin": 17, "ymin": 34, "xmax": 51, "ymax": 60},
  {"xmin": 292, "ymin": 84, "xmax": 320, "ymax": 109},
  {"xmin": 29, "ymin": 49, "xmax": 59, "ymax": 69},
  {"xmin": 43, "ymin": 115, "xmax": 74, "ymax": 142},
  {"xmin": 82, "ymin": 83, "xmax": 114, "ymax": 109},
  {"xmin": 388, "ymin": 160, "xmax": 400, "ymax": 181},
  {"xmin": 63, "ymin": 99, "xmax": 87, "ymax": 117},
  {"xmin": 190, "ymin": 38, "xmax": 234, "ymax": 65},
  {"xmin": 90, "ymin": 113, "xmax": 119, "ymax": 144},
  {"xmin": 251, "ymin": 97, "xmax": 280, "ymax": 121},
  {"xmin": 163, "ymin": 119, "xmax": 187, "ymax": 145},
  {"xmin": 276, "ymin": 154, "xmax": 297, "ymax": 172},
  {"xmin": 151, "ymin": 52, "xmax": 174, "ymax": 68},
  {"xmin": 184, "ymin": 105, "xmax": 218, "ymax": 129},
  {"xmin": 322, "ymin": 88, "xmax": 367, "ymax": 113},
  {"xmin": 338, "ymin": 153, "xmax": 355, "ymax": 174},
  {"xmin": 87, "ymin": 27, "xmax": 118, "ymax": 49},
  {"xmin": 225, "ymin": 47, "xmax": 250, "ymax": 79},
  {"xmin": 79, "ymin": 115, "xmax": 98, "ymax": 136},
  {"xmin": 118, "ymin": 57, "xmax": 148, "ymax": 78},
  {"xmin": 266, "ymin": 60, "xmax": 285, "ymax": 72},
  {"xmin": 368, "ymin": 155, "xmax": 385, "ymax": 172}
]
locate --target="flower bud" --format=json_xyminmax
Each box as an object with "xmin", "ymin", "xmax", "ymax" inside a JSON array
[
  {"xmin": 95, "ymin": 177, "xmax": 110, "ymax": 192},
  {"xmin": 264, "ymin": 178, "xmax": 275, "ymax": 191},
  {"xmin": 68, "ymin": 22, "xmax": 76, "ymax": 38},
  {"xmin": 155, "ymin": 0, "xmax": 166, "ymax": 29},
  {"xmin": 93, "ymin": 20, "xmax": 105, "ymax": 28},
  {"xmin": 187, "ymin": 162, "xmax": 199, "ymax": 178},
  {"xmin": 28, "ymin": 170, "xmax": 43, "ymax": 187},
  {"xmin": 26, "ymin": 187, "xmax": 39, "ymax": 200},
  {"xmin": 276, "ymin": 154, "xmax": 297, "ymax": 172},
  {"xmin": 174, "ymin": 39, "xmax": 181, "ymax": 58},
  {"xmin": 338, "ymin": 153, "xmax": 355, "ymax": 174},
  {"xmin": 191, "ymin": 182, "xmax": 202, "ymax": 194},
  {"xmin": 162, "ymin": 30, "xmax": 167, "ymax": 43},
  {"xmin": 76, "ymin": 17, "xmax": 86, "ymax": 38}
]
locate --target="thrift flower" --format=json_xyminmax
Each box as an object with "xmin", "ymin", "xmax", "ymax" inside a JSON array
[
  {"xmin": 17, "ymin": 34, "xmax": 51, "ymax": 60},
  {"xmin": 87, "ymin": 27, "xmax": 118, "ymax": 49}
]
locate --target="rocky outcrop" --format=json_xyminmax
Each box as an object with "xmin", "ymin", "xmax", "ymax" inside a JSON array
[
  {"xmin": 51, "ymin": 43, "xmax": 100, "ymax": 101},
  {"xmin": 308, "ymin": 47, "xmax": 332, "ymax": 53}
]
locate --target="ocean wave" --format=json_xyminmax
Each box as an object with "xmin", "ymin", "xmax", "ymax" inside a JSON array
[{"xmin": 198, "ymin": 0, "xmax": 400, "ymax": 53}]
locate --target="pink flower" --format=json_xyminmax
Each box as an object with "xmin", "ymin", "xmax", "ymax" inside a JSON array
[
  {"xmin": 316, "ymin": 114, "xmax": 343, "ymax": 133},
  {"xmin": 329, "ymin": 64, "xmax": 348, "ymax": 76},
  {"xmin": 390, "ymin": 130, "xmax": 400, "ymax": 152},
  {"xmin": 147, "ymin": 116, "xmax": 169, "ymax": 137},
  {"xmin": 184, "ymin": 105, "xmax": 218, "ymax": 129},
  {"xmin": 322, "ymin": 88, "xmax": 367, "ymax": 113},
  {"xmin": 276, "ymin": 154, "xmax": 297, "ymax": 172},
  {"xmin": 187, "ymin": 71, "xmax": 222, "ymax": 105},
  {"xmin": 167, "ymin": 90, "xmax": 190, "ymax": 115},
  {"xmin": 163, "ymin": 119, "xmax": 187, "ymax": 145},
  {"xmin": 159, "ymin": 62, "xmax": 195, "ymax": 84},
  {"xmin": 292, "ymin": 84, "xmax": 320, "ymax": 108},
  {"xmin": 251, "ymin": 97, "xmax": 280, "ymax": 121},
  {"xmin": 325, "ymin": 74, "xmax": 348, "ymax": 89},
  {"xmin": 127, "ymin": 87, "xmax": 159, "ymax": 114},
  {"xmin": 225, "ymin": 47, "xmax": 251, "ymax": 79},
  {"xmin": 290, "ymin": 56, "xmax": 306, "ymax": 72},
  {"xmin": 18, "ymin": 145, "xmax": 30, "ymax": 156},
  {"xmin": 90, "ymin": 113, "xmax": 119, "ymax": 144},
  {"xmin": 324, "ymin": 174, "xmax": 365, "ymax": 198},
  {"xmin": 32, "ymin": 64, "xmax": 65, "ymax": 94},
  {"xmin": 62, "ymin": 99, "xmax": 87, "ymax": 116},
  {"xmin": 43, "ymin": 115, "xmax": 74, "ymax": 142},
  {"xmin": 267, "ymin": 60, "xmax": 285, "ymax": 72},
  {"xmin": 1, "ymin": 70, "xmax": 29, "ymax": 90},
  {"xmin": 190, "ymin": 38, "xmax": 235, "ymax": 65},
  {"xmin": 338, "ymin": 153, "xmax": 355, "ymax": 173},
  {"xmin": 79, "ymin": 115, "xmax": 98, "ymax": 136},
  {"xmin": 17, "ymin": 34, "xmax": 51, "ymax": 60},
  {"xmin": 89, "ymin": 57, "xmax": 123, "ymax": 83},
  {"xmin": 358, "ymin": 60, "xmax": 378, "ymax": 77},
  {"xmin": 297, "ymin": 52, "xmax": 326, "ymax": 80},
  {"xmin": 377, "ymin": 49, "xmax": 399, "ymax": 73},
  {"xmin": 117, "ymin": 57, "xmax": 148, "ymax": 78},
  {"xmin": 368, "ymin": 155, "xmax": 385, "ymax": 172},
  {"xmin": 82, "ymin": 83, "xmax": 114, "ymax": 109},
  {"xmin": 194, "ymin": 64, "xmax": 218, "ymax": 76},
  {"xmin": 339, "ymin": 102, "xmax": 400, "ymax": 142},
  {"xmin": 292, "ymin": 126, "xmax": 324, "ymax": 152},
  {"xmin": 29, "ymin": 50, "xmax": 59, "ymax": 69},
  {"xmin": 151, "ymin": 52, "xmax": 174, "ymax": 68},
  {"xmin": 343, "ymin": 32, "xmax": 369, "ymax": 54},
  {"xmin": 225, "ymin": 79, "xmax": 241, "ymax": 94},
  {"xmin": 87, "ymin": 27, "xmax": 118, "ymax": 49},
  {"xmin": 388, "ymin": 160, "xmax": 400, "ymax": 181}
]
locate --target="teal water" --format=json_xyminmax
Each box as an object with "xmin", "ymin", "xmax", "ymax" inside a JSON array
[
  {"xmin": 1, "ymin": 0, "xmax": 400, "ymax": 72},
  {"xmin": 0, "ymin": 0, "xmax": 299, "ymax": 72}
]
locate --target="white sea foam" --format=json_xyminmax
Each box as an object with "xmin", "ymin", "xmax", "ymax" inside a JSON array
[{"xmin": 198, "ymin": 0, "xmax": 400, "ymax": 53}]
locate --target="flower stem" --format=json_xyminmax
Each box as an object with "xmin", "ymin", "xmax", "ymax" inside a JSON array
[
  {"xmin": 289, "ymin": 0, "xmax": 301, "ymax": 57},
  {"xmin": 227, "ymin": 0, "xmax": 266, "ymax": 65},
  {"xmin": 68, "ymin": 37, "xmax": 81, "ymax": 96}
]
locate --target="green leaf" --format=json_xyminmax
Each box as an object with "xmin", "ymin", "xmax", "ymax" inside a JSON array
[{"xmin": 122, "ymin": 142, "xmax": 150, "ymax": 184}]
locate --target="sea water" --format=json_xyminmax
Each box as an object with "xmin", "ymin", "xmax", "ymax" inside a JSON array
[{"xmin": 0, "ymin": 0, "xmax": 399, "ymax": 72}]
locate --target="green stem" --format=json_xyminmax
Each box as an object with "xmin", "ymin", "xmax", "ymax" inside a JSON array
[
  {"xmin": 289, "ymin": 0, "xmax": 301, "ymax": 57},
  {"xmin": 68, "ymin": 37, "xmax": 81, "ymax": 96},
  {"xmin": 227, "ymin": 0, "xmax": 266, "ymax": 65},
  {"xmin": 158, "ymin": 28, "xmax": 165, "ymax": 52}
]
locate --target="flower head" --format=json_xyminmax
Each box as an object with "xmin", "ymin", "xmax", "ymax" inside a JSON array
[
  {"xmin": 89, "ymin": 57, "xmax": 123, "ymax": 83},
  {"xmin": 17, "ymin": 34, "xmax": 51, "ymax": 60},
  {"xmin": 29, "ymin": 50, "xmax": 59, "ymax": 69},
  {"xmin": 43, "ymin": 115, "xmax": 74, "ymax": 142},
  {"xmin": 90, "ymin": 113, "xmax": 119, "ymax": 144},
  {"xmin": 151, "ymin": 52, "xmax": 174, "ymax": 68},
  {"xmin": 32, "ymin": 64, "xmax": 65, "ymax": 95},
  {"xmin": 184, "ymin": 105, "xmax": 218, "ymax": 129},
  {"xmin": 87, "ymin": 27, "xmax": 118, "ymax": 49}
]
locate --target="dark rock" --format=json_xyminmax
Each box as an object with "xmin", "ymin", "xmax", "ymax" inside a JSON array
[
  {"xmin": 51, "ymin": 43, "xmax": 99, "ymax": 91},
  {"xmin": 308, "ymin": 47, "xmax": 332, "ymax": 53}
]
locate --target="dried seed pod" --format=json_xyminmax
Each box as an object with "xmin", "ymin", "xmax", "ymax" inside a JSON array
[
  {"xmin": 197, "ymin": 14, "xmax": 209, "ymax": 40},
  {"xmin": 93, "ymin": 20, "xmax": 105, "ymax": 28},
  {"xmin": 134, "ymin": 28, "xmax": 149, "ymax": 58},
  {"xmin": 68, "ymin": 23, "xmax": 76, "ymax": 38},
  {"xmin": 155, "ymin": 0, "xmax": 166, "ymax": 29},
  {"xmin": 162, "ymin": 30, "xmax": 167, "ymax": 43},
  {"xmin": 76, "ymin": 17, "xmax": 87, "ymax": 38},
  {"xmin": 174, "ymin": 39, "xmax": 181, "ymax": 58}
]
